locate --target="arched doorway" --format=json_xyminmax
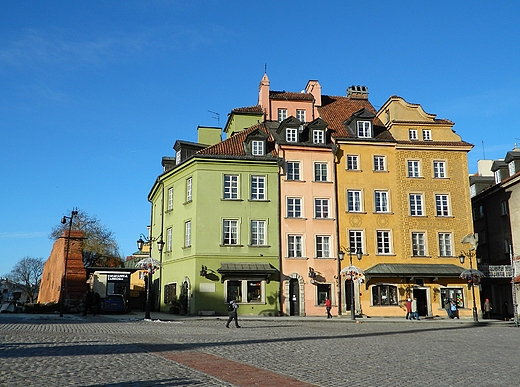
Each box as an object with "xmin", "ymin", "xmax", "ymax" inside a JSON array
[{"xmin": 289, "ymin": 278, "xmax": 299, "ymax": 316}]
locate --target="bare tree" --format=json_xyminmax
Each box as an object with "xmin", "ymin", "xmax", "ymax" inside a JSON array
[
  {"xmin": 49, "ymin": 208, "xmax": 124, "ymax": 268},
  {"xmin": 8, "ymin": 256, "xmax": 44, "ymax": 303}
]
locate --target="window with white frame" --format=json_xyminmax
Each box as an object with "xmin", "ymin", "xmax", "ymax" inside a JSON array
[
  {"xmin": 422, "ymin": 130, "xmax": 432, "ymax": 141},
  {"xmin": 374, "ymin": 155, "xmax": 386, "ymax": 171},
  {"xmin": 184, "ymin": 221, "xmax": 191, "ymax": 247},
  {"xmin": 374, "ymin": 190, "xmax": 389, "ymax": 213},
  {"xmin": 314, "ymin": 198, "xmax": 329, "ymax": 218},
  {"xmin": 286, "ymin": 128, "xmax": 297, "ymax": 142},
  {"xmin": 251, "ymin": 176, "xmax": 266, "ymax": 200},
  {"xmin": 407, "ymin": 160, "xmax": 421, "ymax": 177},
  {"xmin": 287, "ymin": 197, "xmax": 302, "ymax": 217},
  {"xmin": 433, "ymin": 161, "xmax": 446, "ymax": 178},
  {"xmin": 168, "ymin": 187, "xmax": 174, "ymax": 211},
  {"xmin": 376, "ymin": 230, "xmax": 392, "ymax": 254},
  {"xmin": 186, "ymin": 177, "xmax": 192, "ymax": 202},
  {"xmin": 313, "ymin": 130, "xmax": 324, "ymax": 144},
  {"xmin": 175, "ymin": 151, "xmax": 181, "ymax": 165},
  {"xmin": 409, "ymin": 194, "xmax": 423, "ymax": 216},
  {"xmin": 286, "ymin": 161, "xmax": 300, "ymax": 180},
  {"xmin": 296, "ymin": 109, "xmax": 306, "ymax": 123},
  {"xmin": 223, "ymin": 174, "xmax": 239, "ymax": 199},
  {"xmin": 435, "ymin": 194, "xmax": 450, "ymax": 216},
  {"xmin": 288, "ymin": 234, "xmax": 303, "ymax": 257},
  {"xmin": 278, "ymin": 108, "xmax": 287, "ymax": 122},
  {"xmin": 409, "ymin": 129, "xmax": 418, "ymax": 140},
  {"xmin": 225, "ymin": 280, "xmax": 265, "ymax": 303},
  {"xmin": 315, "ymin": 235, "xmax": 331, "ymax": 258},
  {"xmin": 372, "ymin": 285, "xmax": 398, "ymax": 306},
  {"xmin": 167, "ymin": 227, "xmax": 172, "ymax": 252},
  {"xmin": 252, "ymin": 140, "xmax": 264, "ymax": 156},
  {"xmin": 314, "ymin": 162, "xmax": 328, "ymax": 181},
  {"xmin": 494, "ymin": 170, "xmax": 502, "ymax": 184},
  {"xmin": 347, "ymin": 190, "xmax": 362, "ymax": 212},
  {"xmin": 347, "ymin": 155, "xmax": 359, "ymax": 170},
  {"xmin": 509, "ymin": 161, "xmax": 516, "ymax": 176},
  {"xmin": 438, "ymin": 233, "xmax": 452, "ymax": 257},
  {"xmin": 250, "ymin": 220, "xmax": 266, "ymax": 246},
  {"xmin": 223, "ymin": 219, "xmax": 239, "ymax": 245},
  {"xmin": 357, "ymin": 121, "xmax": 371, "ymax": 137},
  {"xmin": 348, "ymin": 230, "xmax": 364, "ymax": 252},
  {"xmin": 412, "ymin": 232, "xmax": 426, "ymax": 256}
]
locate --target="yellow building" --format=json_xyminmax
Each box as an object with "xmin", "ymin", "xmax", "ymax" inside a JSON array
[{"xmin": 321, "ymin": 89, "xmax": 478, "ymax": 318}]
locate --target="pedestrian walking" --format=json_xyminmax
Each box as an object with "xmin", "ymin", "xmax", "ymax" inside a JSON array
[
  {"xmin": 502, "ymin": 301, "xmax": 510, "ymax": 321},
  {"xmin": 444, "ymin": 299, "xmax": 452, "ymax": 318},
  {"xmin": 450, "ymin": 300, "xmax": 459, "ymax": 319},
  {"xmin": 411, "ymin": 297, "xmax": 420, "ymax": 320},
  {"xmin": 225, "ymin": 299, "xmax": 240, "ymax": 328},
  {"xmin": 83, "ymin": 290, "xmax": 93, "ymax": 316},
  {"xmin": 325, "ymin": 297, "xmax": 332, "ymax": 318},
  {"xmin": 405, "ymin": 298, "xmax": 412, "ymax": 320},
  {"xmin": 93, "ymin": 292, "xmax": 101, "ymax": 316},
  {"xmin": 483, "ymin": 298, "xmax": 492, "ymax": 319}
]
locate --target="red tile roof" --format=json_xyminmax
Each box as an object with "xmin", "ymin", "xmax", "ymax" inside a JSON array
[
  {"xmin": 231, "ymin": 105, "xmax": 264, "ymax": 114},
  {"xmin": 318, "ymin": 95, "xmax": 390, "ymax": 139},
  {"xmin": 270, "ymin": 91, "xmax": 314, "ymax": 101},
  {"xmin": 196, "ymin": 123, "xmax": 277, "ymax": 157}
]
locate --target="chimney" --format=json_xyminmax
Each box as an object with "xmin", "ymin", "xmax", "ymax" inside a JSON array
[
  {"xmin": 258, "ymin": 73, "xmax": 270, "ymax": 119},
  {"xmin": 347, "ymin": 85, "xmax": 369, "ymax": 99}
]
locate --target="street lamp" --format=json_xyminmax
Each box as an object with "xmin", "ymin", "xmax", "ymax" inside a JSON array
[
  {"xmin": 59, "ymin": 209, "xmax": 78, "ymax": 318},
  {"xmin": 340, "ymin": 247, "xmax": 363, "ymax": 320},
  {"xmin": 459, "ymin": 251, "xmax": 482, "ymax": 322},
  {"xmin": 136, "ymin": 234, "xmax": 164, "ymax": 319}
]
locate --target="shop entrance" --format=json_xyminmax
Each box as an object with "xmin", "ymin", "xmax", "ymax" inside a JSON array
[
  {"xmin": 289, "ymin": 279, "xmax": 299, "ymax": 316},
  {"xmin": 413, "ymin": 288, "xmax": 428, "ymax": 317}
]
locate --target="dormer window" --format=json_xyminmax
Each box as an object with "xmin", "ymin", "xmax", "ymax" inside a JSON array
[
  {"xmin": 286, "ymin": 128, "xmax": 298, "ymax": 142},
  {"xmin": 175, "ymin": 151, "xmax": 181, "ymax": 165},
  {"xmin": 296, "ymin": 109, "xmax": 306, "ymax": 123},
  {"xmin": 422, "ymin": 130, "xmax": 432, "ymax": 141},
  {"xmin": 409, "ymin": 129, "xmax": 418, "ymax": 140},
  {"xmin": 313, "ymin": 130, "xmax": 325, "ymax": 144},
  {"xmin": 357, "ymin": 121, "xmax": 371, "ymax": 138},
  {"xmin": 252, "ymin": 140, "xmax": 264, "ymax": 155},
  {"xmin": 494, "ymin": 170, "xmax": 501, "ymax": 184},
  {"xmin": 509, "ymin": 161, "xmax": 516, "ymax": 176}
]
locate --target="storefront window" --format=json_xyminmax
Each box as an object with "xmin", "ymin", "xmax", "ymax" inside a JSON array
[
  {"xmin": 317, "ymin": 284, "xmax": 331, "ymax": 305},
  {"xmin": 247, "ymin": 281, "xmax": 262, "ymax": 302},
  {"xmin": 441, "ymin": 288, "xmax": 464, "ymax": 308},
  {"xmin": 226, "ymin": 280, "xmax": 265, "ymax": 303},
  {"xmin": 372, "ymin": 285, "xmax": 398, "ymax": 305},
  {"xmin": 226, "ymin": 281, "xmax": 242, "ymax": 302}
]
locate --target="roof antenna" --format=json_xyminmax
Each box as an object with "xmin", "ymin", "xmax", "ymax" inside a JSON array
[
  {"xmin": 264, "ymin": 63, "xmax": 267, "ymax": 74},
  {"xmin": 482, "ymin": 140, "xmax": 486, "ymax": 159},
  {"xmin": 208, "ymin": 110, "xmax": 220, "ymax": 127}
]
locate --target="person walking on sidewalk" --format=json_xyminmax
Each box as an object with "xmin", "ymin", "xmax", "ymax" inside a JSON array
[
  {"xmin": 325, "ymin": 297, "xmax": 332, "ymax": 318},
  {"xmin": 405, "ymin": 298, "xmax": 412, "ymax": 320},
  {"xmin": 225, "ymin": 299, "xmax": 240, "ymax": 328},
  {"xmin": 483, "ymin": 298, "xmax": 492, "ymax": 319},
  {"xmin": 411, "ymin": 297, "xmax": 420, "ymax": 320}
]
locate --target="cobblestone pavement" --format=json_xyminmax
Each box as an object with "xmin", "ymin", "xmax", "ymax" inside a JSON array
[{"xmin": 0, "ymin": 313, "xmax": 518, "ymax": 386}]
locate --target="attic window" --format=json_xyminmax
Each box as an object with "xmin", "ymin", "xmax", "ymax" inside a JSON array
[
  {"xmin": 313, "ymin": 130, "xmax": 325, "ymax": 144},
  {"xmin": 252, "ymin": 140, "xmax": 264, "ymax": 156},
  {"xmin": 175, "ymin": 151, "xmax": 181, "ymax": 165},
  {"xmin": 286, "ymin": 128, "xmax": 298, "ymax": 142},
  {"xmin": 357, "ymin": 121, "xmax": 371, "ymax": 138}
]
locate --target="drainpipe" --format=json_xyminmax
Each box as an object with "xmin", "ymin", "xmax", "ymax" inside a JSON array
[{"xmin": 332, "ymin": 142, "xmax": 342, "ymax": 316}]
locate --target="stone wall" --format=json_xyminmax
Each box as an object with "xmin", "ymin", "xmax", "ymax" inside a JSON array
[{"xmin": 37, "ymin": 230, "xmax": 86, "ymax": 305}]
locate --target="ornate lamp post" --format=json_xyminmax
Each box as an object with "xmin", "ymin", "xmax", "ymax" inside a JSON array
[
  {"xmin": 59, "ymin": 209, "xmax": 78, "ymax": 318},
  {"xmin": 459, "ymin": 251, "xmax": 483, "ymax": 322},
  {"xmin": 340, "ymin": 247, "xmax": 363, "ymax": 320},
  {"xmin": 136, "ymin": 234, "xmax": 164, "ymax": 319}
]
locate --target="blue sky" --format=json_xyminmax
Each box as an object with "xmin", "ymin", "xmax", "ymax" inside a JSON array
[{"xmin": 1, "ymin": 1, "xmax": 519, "ymax": 276}]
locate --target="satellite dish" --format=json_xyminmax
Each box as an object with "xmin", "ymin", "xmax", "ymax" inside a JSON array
[{"xmin": 461, "ymin": 233, "xmax": 478, "ymax": 250}]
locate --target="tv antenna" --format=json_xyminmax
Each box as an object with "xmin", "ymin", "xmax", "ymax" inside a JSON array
[{"xmin": 208, "ymin": 110, "xmax": 220, "ymax": 127}]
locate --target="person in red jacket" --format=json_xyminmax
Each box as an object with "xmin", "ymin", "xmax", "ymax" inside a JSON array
[
  {"xmin": 405, "ymin": 298, "xmax": 412, "ymax": 320},
  {"xmin": 325, "ymin": 297, "xmax": 332, "ymax": 318}
]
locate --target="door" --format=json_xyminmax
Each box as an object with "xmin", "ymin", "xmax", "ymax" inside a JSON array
[
  {"xmin": 289, "ymin": 279, "xmax": 299, "ymax": 316},
  {"xmin": 413, "ymin": 288, "xmax": 427, "ymax": 317},
  {"xmin": 345, "ymin": 279, "xmax": 353, "ymax": 311}
]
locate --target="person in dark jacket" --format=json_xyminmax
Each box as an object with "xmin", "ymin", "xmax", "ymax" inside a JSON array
[{"xmin": 225, "ymin": 299, "xmax": 240, "ymax": 328}]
